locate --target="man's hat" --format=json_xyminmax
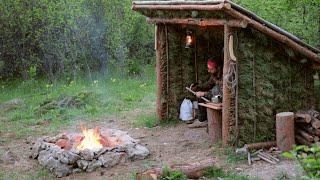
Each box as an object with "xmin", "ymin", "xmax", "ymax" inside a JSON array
[{"xmin": 207, "ymin": 59, "xmax": 217, "ymax": 70}]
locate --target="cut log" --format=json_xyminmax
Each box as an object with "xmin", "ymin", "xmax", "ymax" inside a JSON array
[
  {"xmin": 295, "ymin": 135, "xmax": 312, "ymax": 146},
  {"xmin": 276, "ymin": 112, "xmax": 295, "ymax": 151},
  {"xmin": 296, "ymin": 129, "xmax": 314, "ymax": 142},
  {"xmin": 311, "ymin": 118, "xmax": 320, "ymax": 129},
  {"xmin": 245, "ymin": 141, "xmax": 277, "ymax": 150},
  {"xmin": 136, "ymin": 158, "xmax": 216, "ymax": 180},
  {"xmin": 294, "ymin": 113, "xmax": 312, "ymax": 123},
  {"xmin": 299, "ymin": 126, "xmax": 320, "ymax": 136},
  {"xmin": 307, "ymin": 109, "xmax": 320, "ymax": 118}
]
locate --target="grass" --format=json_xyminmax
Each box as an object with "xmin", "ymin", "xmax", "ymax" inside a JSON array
[{"xmin": 0, "ymin": 65, "xmax": 156, "ymax": 142}]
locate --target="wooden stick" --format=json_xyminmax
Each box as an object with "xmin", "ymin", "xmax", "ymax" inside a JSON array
[
  {"xmin": 224, "ymin": 7, "xmax": 320, "ymax": 63},
  {"xmin": 259, "ymin": 152, "xmax": 280, "ymax": 162},
  {"xmin": 247, "ymin": 152, "xmax": 251, "ymax": 165},
  {"xmin": 147, "ymin": 18, "xmax": 248, "ymax": 28},
  {"xmin": 257, "ymin": 154, "xmax": 276, "ymax": 164}
]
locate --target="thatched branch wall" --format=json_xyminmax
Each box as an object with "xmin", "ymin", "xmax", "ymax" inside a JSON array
[{"xmin": 235, "ymin": 28, "xmax": 315, "ymax": 146}]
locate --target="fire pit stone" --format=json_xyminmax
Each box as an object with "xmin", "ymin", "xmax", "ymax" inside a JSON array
[{"xmin": 31, "ymin": 128, "xmax": 149, "ymax": 177}]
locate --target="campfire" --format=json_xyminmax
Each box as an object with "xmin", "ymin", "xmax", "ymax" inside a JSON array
[{"xmin": 31, "ymin": 126, "xmax": 149, "ymax": 177}]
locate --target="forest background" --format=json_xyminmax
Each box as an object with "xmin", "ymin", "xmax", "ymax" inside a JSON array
[{"xmin": 0, "ymin": 0, "xmax": 319, "ymax": 81}]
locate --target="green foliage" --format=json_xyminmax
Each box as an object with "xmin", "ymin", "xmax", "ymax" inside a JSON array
[
  {"xmin": 161, "ymin": 165, "xmax": 187, "ymax": 180},
  {"xmin": 0, "ymin": 0, "xmax": 153, "ymax": 80},
  {"xmin": 234, "ymin": 0, "xmax": 320, "ymax": 47},
  {"xmin": 282, "ymin": 144, "xmax": 320, "ymax": 179}
]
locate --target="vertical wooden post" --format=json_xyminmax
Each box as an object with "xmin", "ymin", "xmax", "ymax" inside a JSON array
[
  {"xmin": 276, "ymin": 112, "xmax": 295, "ymax": 151},
  {"xmin": 156, "ymin": 24, "xmax": 168, "ymax": 121},
  {"xmin": 207, "ymin": 109, "xmax": 222, "ymax": 143},
  {"xmin": 222, "ymin": 24, "xmax": 231, "ymax": 146}
]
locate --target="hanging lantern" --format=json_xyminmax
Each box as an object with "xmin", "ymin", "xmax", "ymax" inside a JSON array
[{"xmin": 185, "ymin": 30, "xmax": 193, "ymax": 48}]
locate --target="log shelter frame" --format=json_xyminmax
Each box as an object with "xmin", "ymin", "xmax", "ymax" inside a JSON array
[{"xmin": 133, "ymin": 0, "xmax": 320, "ymax": 146}]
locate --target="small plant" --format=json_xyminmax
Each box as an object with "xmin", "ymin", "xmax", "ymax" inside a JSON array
[
  {"xmin": 161, "ymin": 165, "xmax": 187, "ymax": 180},
  {"xmin": 282, "ymin": 144, "xmax": 320, "ymax": 179}
]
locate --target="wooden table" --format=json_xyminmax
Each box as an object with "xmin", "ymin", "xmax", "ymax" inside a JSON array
[{"xmin": 199, "ymin": 103, "xmax": 222, "ymax": 143}]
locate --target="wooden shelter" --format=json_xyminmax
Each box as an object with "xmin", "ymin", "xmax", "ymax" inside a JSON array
[{"xmin": 132, "ymin": 0, "xmax": 320, "ymax": 146}]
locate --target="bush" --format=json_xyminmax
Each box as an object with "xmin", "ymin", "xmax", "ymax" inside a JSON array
[{"xmin": 282, "ymin": 144, "xmax": 320, "ymax": 179}]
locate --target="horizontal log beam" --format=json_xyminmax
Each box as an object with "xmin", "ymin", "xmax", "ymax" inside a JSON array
[
  {"xmin": 313, "ymin": 64, "xmax": 320, "ymax": 70},
  {"xmin": 132, "ymin": 0, "xmax": 225, "ymax": 5},
  {"xmin": 132, "ymin": 3, "xmax": 229, "ymax": 11},
  {"xmin": 224, "ymin": 5, "xmax": 320, "ymax": 63},
  {"xmin": 147, "ymin": 18, "xmax": 247, "ymax": 28}
]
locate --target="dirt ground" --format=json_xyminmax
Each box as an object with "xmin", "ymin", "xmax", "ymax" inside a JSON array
[{"xmin": 0, "ymin": 115, "xmax": 304, "ymax": 180}]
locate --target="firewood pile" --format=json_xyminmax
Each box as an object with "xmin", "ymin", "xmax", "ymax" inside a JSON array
[
  {"xmin": 248, "ymin": 147, "xmax": 281, "ymax": 165},
  {"xmin": 294, "ymin": 109, "xmax": 320, "ymax": 146}
]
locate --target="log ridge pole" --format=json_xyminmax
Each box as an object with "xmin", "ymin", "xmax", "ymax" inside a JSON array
[
  {"xmin": 222, "ymin": 24, "xmax": 231, "ymax": 146},
  {"xmin": 147, "ymin": 18, "xmax": 248, "ymax": 28},
  {"xmin": 224, "ymin": 6, "xmax": 320, "ymax": 63},
  {"xmin": 132, "ymin": 4, "xmax": 225, "ymax": 11}
]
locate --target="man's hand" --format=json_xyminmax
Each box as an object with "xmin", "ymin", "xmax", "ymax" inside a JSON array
[{"xmin": 196, "ymin": 91, "xmax": 205, "ymax": 98}]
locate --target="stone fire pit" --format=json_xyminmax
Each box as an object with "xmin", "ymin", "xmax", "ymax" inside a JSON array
[{"xmin": 30, "ymin": 128, "xmax": 149, "ymax": 177}]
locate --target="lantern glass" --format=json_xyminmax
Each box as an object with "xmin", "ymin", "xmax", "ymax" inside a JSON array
[{"xmin": 185, "ymin": 30, "xmax": 193, "ymax": 48}]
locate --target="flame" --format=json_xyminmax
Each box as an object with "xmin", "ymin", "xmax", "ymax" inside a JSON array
[{"xmin": 77, "ymin": 126, "xmax": 104, "ymax": 151}]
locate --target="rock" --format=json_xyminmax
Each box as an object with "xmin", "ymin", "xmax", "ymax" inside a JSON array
[
  {"xmin": 3, "ymin": 151, "xmax": 19, "ymax": 164},
  {"xmin": 72, "ymin": 168, "xmax": 82, "ymax": 174},
  {"xmin": 98, "ymin": 152, "xmax": 126, "ymax": 168},
  {"xmin": 86, "ymin": 159, "xmax": 102, "ymax": 172},
  {"xmin": 55, "ymin": 150, "xmax": 80, "ymax": 164},
  {"xmin": 46, "ymin": 134, "xmax": 69, "ymax": 143},
  {"xmin": 55, "ymin": 139, "xmax": 72, "ymax": 150},
  {"xmin": 0, "ymin": 99, "xmax": 24, "ymax": 112},
  {"xmin": 77, "ymin": 160, "xmax": 89, "ymax": 170},
  {"xmin": 80, "ymin": 149, "xmax": 94, "ymax": 161},
  {"xmin": 125, "ymin": 144, "xmax": 149, "ymax": 160}
]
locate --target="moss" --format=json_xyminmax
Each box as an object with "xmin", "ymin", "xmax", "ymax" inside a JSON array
[{"xmin": 235, "ymin": 28, "xmax": 314, "ymax": 145}]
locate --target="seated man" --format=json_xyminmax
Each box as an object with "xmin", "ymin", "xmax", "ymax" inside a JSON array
[{"xmin": 188, "ymin": 59, "xmax": 222, "ymax": 128}]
